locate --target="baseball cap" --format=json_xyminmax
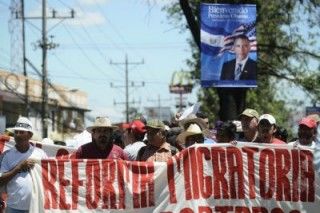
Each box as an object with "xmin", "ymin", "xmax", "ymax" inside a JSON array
[
  {"xmin": 258, "ymin": 114, "xmax": 276, "ymax": 125},
  {"xmin": 240, "ymin": 108, "xmax": 259, "ymax": 119},
  {"xmin": 306, "ymin": 114, "xmax": 320, "ymax": 123},
  {"xmin": 299, "ymin": 117, "xmax": 317, "ymax": 128},
  {"xmin": 130, "ymin": 120, "xmax": 146, "ymax": 134},
  {"xmin": 121, "ymin": 123, "xmax": 130, "ymax": 129},
  {"xmin": 146, "ymin": 119, "xmax": 166, "ymax": 130}
]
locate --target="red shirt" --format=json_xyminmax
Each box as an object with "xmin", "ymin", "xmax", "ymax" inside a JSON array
[
  {"xmin": 75, "ymin": 142, "xmax": 128, "ymax": 160},
  {"xmin": 254, "ymin": 137, "xmax": 286, "ymax": 144},
  {"xmin": 271, "ymin": 138, "xmax": 286, "ymax": 144}
]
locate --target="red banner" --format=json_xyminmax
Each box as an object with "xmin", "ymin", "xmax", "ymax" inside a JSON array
[{"xmin": 26, "ymin": 143, "xmax": 320, "ymax": 212}]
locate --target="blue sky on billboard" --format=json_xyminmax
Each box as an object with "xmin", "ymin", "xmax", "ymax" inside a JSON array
[{"xmin": 0, "ymin": 0, "xmax": 198, "ymax": 124}]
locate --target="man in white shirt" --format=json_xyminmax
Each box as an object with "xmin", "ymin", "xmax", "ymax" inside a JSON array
[
  {"xmin": 0, "ymin": 117, "xmax": 47, "ymax": 212},
  {"xmin": 307, "ymin": 114, "xmax": 320, "ymax": 144},
  {"xmin": 289, "ymin": 117, "xmax": 317, "ymax": 148}
]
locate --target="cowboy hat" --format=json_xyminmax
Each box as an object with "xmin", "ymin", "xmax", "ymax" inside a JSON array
[
  {"xmin": 11, "ymin": 117, "xmax": 33, "ymax": 134},
  {"xmin": 179, "ymin": 114, "xmax": 207, "ymax": 130},
  {"xmin": 86, "ymin": 117, "xmax": 118, "ymax": 133},
  {"xmin": 145, "ymin": 119, "xmax": 166, "ymax": 130},
  {"xmin": 177, "ymin": 123, "xmax": 203, "ymax": 145}
]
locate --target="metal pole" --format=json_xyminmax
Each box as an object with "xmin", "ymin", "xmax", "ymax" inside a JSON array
[
  {"xmin": 179, "ymin": 92, "xmax": 183, "ymax": 112},
  {"xmin": 158, "ymin": 94, "xmax": 161, "ymax": 120},
  {"xmin": 125, "ymin": 54, "xmax": 129, "ymax": 123},
  {"xmin": 21, "ymin": 0, "xmax": 29, "ymax": 116},
  {"xmin": 41, "ymin": 0, "xmax": 48, "ymax": 138}
]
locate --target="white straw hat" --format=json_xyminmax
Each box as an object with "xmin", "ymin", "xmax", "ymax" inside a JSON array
[
  {"xmin": 11, "ymin": 117, "xmax": 33, "ymax": 134},
  {"xmin": 86, "ymin": 117, "xmax": 118, "ymax": 133},
  {"xmin": 177, "ymin": 123, "xmax": 203, "ymax": 144}
]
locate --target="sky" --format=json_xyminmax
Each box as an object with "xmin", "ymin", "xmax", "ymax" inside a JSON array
[
  {"xmin": 1, "ymin": 0, "xmax": 318, "ymax": 131},
  {"xmin": 0, "ymin": 0, "xmax": 198, "ymax": 124}
]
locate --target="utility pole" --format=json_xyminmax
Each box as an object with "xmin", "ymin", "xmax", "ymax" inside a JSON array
[
  {"xmin": 110, "ymin": 54, "xmax": 144, "ymax": 122},
  {"xmin": 16, "ymin": 0, "xmax": 74, "ymax": 138},
  {"xmin": 41, "ymin": 0, "xmax": 49, "ymax": 138},
  {"xmin": 147, "ymin": 94, "xmax": 171, "ymax": 120},
  {"xmin": 21, "ymin": 0, "xmax": 29, "ymax": 116}
]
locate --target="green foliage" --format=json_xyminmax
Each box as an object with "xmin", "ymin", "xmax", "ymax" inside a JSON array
[{"xmin": 164, "ymin": 0, "xmax": 320, "ymax": 134}]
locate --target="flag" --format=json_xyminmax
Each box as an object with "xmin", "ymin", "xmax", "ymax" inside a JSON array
[{"xmin": 219, "ymin": 22, "xmax": 257, "ymax": 54}]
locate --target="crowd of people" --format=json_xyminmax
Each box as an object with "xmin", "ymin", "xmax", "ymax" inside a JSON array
[{"xmin": 0, "ymin": 108, "xmax": 319, "ymax": 212}]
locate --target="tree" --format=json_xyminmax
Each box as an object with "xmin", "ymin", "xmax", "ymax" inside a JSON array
[{"xmin": 163, "ymin": 0, "xmax": 320, "ymax": 135}]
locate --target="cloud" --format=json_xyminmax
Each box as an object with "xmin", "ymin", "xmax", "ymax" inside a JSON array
[
  {"xmin": 26, "ymin": 5, "xmax": 105, "ymax": 27},
  {"xmin": 65, "ymin": 10, "xmax": 106, "ymax": 27}
]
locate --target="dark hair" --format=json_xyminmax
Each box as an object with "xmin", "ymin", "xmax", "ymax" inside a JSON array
[
  {"xmin": 196, "ymin": 112, "xmax": 207, "ymax": 119},
  {"xmin": 274, "ymin": 126, "xmax": 288, "ymax": 143},
  {"xmin": 139, "ymin": 115, "xmax": 147, "ymax": 125},
  {"xmin": 112, "ymin": 130, "xmax": 124, "ymax": 148},
  {"xmin": 162, "ymin": 120, "xmax": 170, "ymax": 126},
  {"xmin": 234, "ymin": 34, "xmax": 249, "ymax": 42},
  {"xmin": 132, "ymin": 131, "xmax": 145, "ymax": 141},
  {"xmin": 216, "ymin": 121, "xmax": 237, "ymax": 142}
]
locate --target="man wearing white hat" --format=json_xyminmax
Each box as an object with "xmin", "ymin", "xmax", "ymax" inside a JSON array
[
  {"xmin": 0, "ymin": 116, "xmax": 47, "ymax": 212},
  {"xmin": 75, "ymin": 117, "xmax": 128, "ymax": 159},
  {"xmin": 239, "ymin": 108, "xmax": 259, "ymax": 142},
  {"xmin": 254, "ymin": 114, "xmax": 286, "ymax": 144}
]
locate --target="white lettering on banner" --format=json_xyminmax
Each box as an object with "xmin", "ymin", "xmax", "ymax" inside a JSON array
[
  {"xmin": 40, "ymin": 160, "xmax": 155, "ymax": 210},
  {"xmin": 26, "ymin": 143, "xmax": 320, "ymax": 212}
]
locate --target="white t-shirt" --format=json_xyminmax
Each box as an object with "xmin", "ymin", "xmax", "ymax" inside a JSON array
[
  {"xmin": 124, "ymin": 141, "xmax": 146, "ymax": 161},
  {"xmin": 288, "ymin": 140, "xmax": 316, "ymax": 149},
  {"xmin": 0, "ymin": 144, "xmax": 47, "ymax": 210}
]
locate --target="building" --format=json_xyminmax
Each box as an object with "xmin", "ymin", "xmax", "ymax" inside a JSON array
[
  {"xmin": 0, "ymin": 69, "xmax": 90, "ymax": 140},
  {"xmin": 144, "ymin": 106, "xmax": 172, "ymax": 121}
]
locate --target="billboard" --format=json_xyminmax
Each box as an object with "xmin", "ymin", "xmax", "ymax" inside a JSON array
[{"xmin": 201, "ymin": 3, "xmax": 257, "ymax": 88}]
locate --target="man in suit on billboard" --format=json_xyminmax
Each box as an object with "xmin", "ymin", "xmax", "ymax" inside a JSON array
[{"xmin": 220, "ymin": 34, "xmax": 257, "ymax": 80}]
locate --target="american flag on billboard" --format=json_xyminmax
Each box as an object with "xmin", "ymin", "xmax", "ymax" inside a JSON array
[{"xmin": 219, "ymin": 21, "xmax": 257, "ymax": 55}]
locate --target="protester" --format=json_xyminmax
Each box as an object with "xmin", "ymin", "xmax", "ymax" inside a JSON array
[
  {"xmin": 176, "ymin": 123, "xmax": 204, "ymax": 149},
  {"xmin": 112, "ymin": 129, "xmax": 125, "ymax": 148},
  {"xmin": 288, "ymin": 117, "xmax": 317, "ymax": 148},
  {"xmin": 0, "ymin": 151, "xmax": 7, "ymax": 213},
  {"xmin": 137, "ymin": 119, "xmax": 173, "ymax": 162},
  {"xmin": 123, "ymin": 120, "xmax": 146, "ymax": 160},
  {"xmin": 179, "ymin": 113, "xmax": 214, "ymax": 144},
  {"xmin": 75, "ymin": 117, "xmax": 128, "ymax": 159},
  {"xmin": 254, "ymin": 114, "xmax": 286, "ymax": 144},
  {"xmin": 215, "ymin": 121, "xmax": 237, "ymax": 143},
  {"xmin": 239, "ymin": 108, "xmax": 259, "ymax": 142},
  {"xmin": 166, "ymin": 126, "xmax": 183, "ymax": 152},
  {"xmin": 195, "ymin": 112, "xmax": 210, "ymax": 128},
  {"xmin": 274, "ymin": 126, "xmax": 289, "ymax": 143},
  {"xmin": 307, "ymin": 113, "xmax": 320, "ymax": 143},
  {"xmin": 0, "ymin": 117, "xmax": 48, "ymax": 212}
]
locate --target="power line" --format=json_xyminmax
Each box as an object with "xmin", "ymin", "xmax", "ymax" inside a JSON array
[
  {"xmin": 67, "ymin": 1, "xmax": 169, "ymax": 107},
  {"xmin": 62, "ymin": 24, "xmax": 116, "ymax": 80},
  {"xmin": 58, "ymin": 43, "xmax": 188, "ymax": 50},
  {"xmin": 71, "ymin": 0, "xmax": 126, "ymax": 78},
  {"xmin": 15, "ymin": 0, "xmax": 75, "ymax": 138},
  {"xmin": 110, "ymin": 54, "xmax": 144, "ymax": 122},
  {"xmin": 75, "ymin": 0, "xmax": 127, "ymax": 56}
]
